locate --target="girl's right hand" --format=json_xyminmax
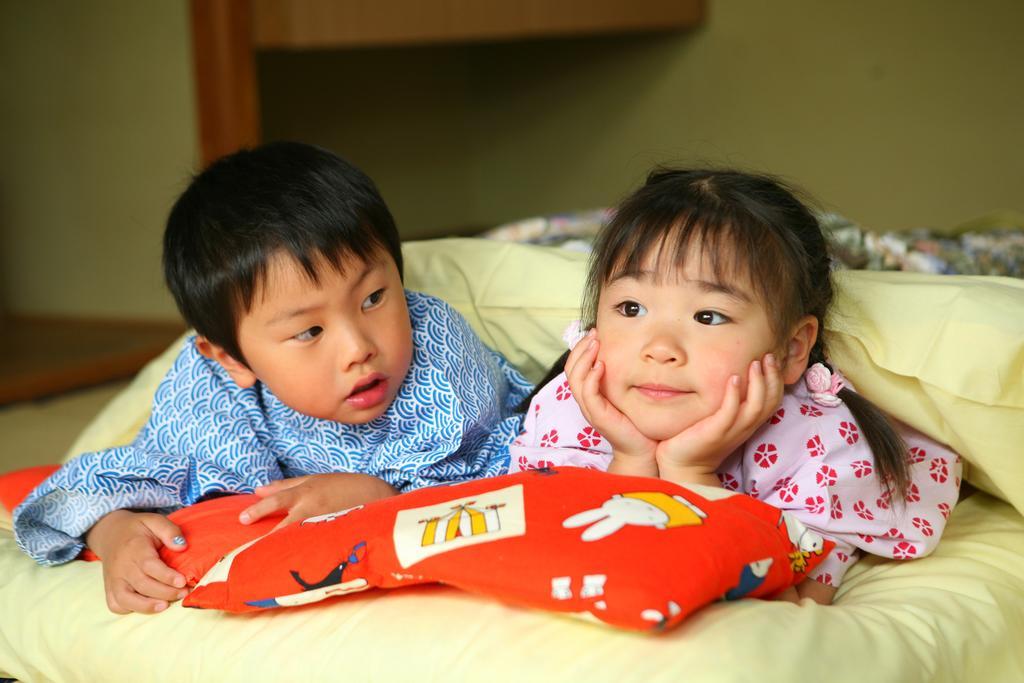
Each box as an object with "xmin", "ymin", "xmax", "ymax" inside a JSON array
[
  {"xmin": 566, "ymin": 329, "xmax": 658, "ymax": 477},
  {"xmin": 85, "ymin": 509, "xmax": 189, "ymax": 615}
]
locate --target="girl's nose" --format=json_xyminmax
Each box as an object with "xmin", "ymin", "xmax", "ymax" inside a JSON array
[{"xmin": 643, "ymin": 334, "xmax": 685, "ymax": 365}]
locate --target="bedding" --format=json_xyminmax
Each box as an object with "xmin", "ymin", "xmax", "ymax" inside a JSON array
[{"xmin": 2, "ymin": 237, "xmax": 1023, "ymax": 682}]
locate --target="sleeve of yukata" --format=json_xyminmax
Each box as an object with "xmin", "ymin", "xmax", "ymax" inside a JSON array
[
  {"xmin": 507, "ymin": 372, "xmax": 613, "ymax": 473},
  {"xmin": 365, "ymin": 293, "xmax": 534, "ymax": 491},
  {"xmin": 13, "ymin": 339, "xmax": 284, "ymax": 566},
  {"xmin": 753, "ymin": 396, "xmax": 962, "ymax": 588}
]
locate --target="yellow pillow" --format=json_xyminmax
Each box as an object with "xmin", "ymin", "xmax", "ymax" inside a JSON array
[
  {"xmin": 826, "ymin": 270, "xmax": 1024, "ymax": 513},
  {"xmin": 64, "ymin": 239, "xmax": 1024, "ymax": 515}
]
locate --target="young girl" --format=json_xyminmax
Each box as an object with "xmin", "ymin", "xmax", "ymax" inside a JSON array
[{"xmin": 509, "ymin": 168, "xmax": 961, "ymax": 605}]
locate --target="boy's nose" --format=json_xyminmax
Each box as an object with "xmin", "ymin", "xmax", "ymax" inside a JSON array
[{"xmin": 337, "ymin": 329, "xmax": 376, "ymax": 370}]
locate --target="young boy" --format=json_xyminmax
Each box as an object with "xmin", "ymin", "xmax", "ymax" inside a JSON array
[{"xmin": 14, "ymin": 142, "xmax": 532, "ymax": 614}]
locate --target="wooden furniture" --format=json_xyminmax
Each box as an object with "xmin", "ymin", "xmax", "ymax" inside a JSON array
[
  {"xmin": 0, "ymin": 316, "xmax": 184, "ymax": 405},
  {"xmin": 1, "ymin": 2, "xmax": 702, "ymax": 405},
  {"xmin": 189, "ymin": 0, "xmax": 704, "ymax": 167}
]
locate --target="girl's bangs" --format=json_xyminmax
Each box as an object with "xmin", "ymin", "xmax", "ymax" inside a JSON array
[{"xmin": 592, "ymin": 210, "xmax": 801, "ymax": 340}]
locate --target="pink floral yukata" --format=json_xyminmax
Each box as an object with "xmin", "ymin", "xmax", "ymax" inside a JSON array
[{"xmin": 509, "ymin": 363, "xmax": 962, "ymax": 588}]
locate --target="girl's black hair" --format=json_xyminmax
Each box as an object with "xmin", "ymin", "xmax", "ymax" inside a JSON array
[
  {"xmin": 163, "ymin": 141, "xmax": 402, "ymax": 365},
  {"xmin": 523, "ymin": 168, "xmax": 912, "ymax": 501}
]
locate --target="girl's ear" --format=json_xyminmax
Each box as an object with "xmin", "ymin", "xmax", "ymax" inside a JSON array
[
  {"xmin": 194, "ymin": 337, "xmax": 257, "ymax": 388},
  {"xmin": 781, "ymin": 315, "xmax": 819, "ymax": 384}
]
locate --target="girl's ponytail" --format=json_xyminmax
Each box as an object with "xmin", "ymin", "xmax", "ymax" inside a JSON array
[{"xmin": 807, "ymin": 346, "xmax": 912, "ymax": 504}]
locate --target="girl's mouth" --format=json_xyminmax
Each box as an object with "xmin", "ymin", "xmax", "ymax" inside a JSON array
[{"xmin": 634, "ymin": 384, "xmax": 688, "ymax": 400}]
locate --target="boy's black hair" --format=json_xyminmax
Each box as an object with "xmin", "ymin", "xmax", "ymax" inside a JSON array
[{"xmin": 163, "ymin": 141, "xmax": 402, "ymax": 365}]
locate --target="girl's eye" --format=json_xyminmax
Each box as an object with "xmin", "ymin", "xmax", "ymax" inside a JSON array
[
  {"xmin": 362, "ymin": 288, "xmax": 385, "ymax": 311},
  {"xmin": 694, "ymin": 310, "xmax": 729, "ymax": 325},
  {"xmin": 616, "ymin": 300, "xmax": 647, "ymax": 318},
  {"xmin": 294, "ymin": 326, "xmax": 323, "ymax": 342}
]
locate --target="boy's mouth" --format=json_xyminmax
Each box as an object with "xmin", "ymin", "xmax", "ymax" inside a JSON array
[{"xmin": 346, "ymin": 373, "xmax": 389, "ymax": 409}]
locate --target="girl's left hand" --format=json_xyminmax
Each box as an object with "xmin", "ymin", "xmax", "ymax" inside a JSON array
[
  {"xmin": 240, "ymin": 472, "xmax": 397, "ymax": 530},
  {"xmin": 655, "ymin": 353, "xmax": 783, "ymax": 487}
]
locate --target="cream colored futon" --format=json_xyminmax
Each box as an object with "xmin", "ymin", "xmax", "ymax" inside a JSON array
[{"xmin": 2, "ymin": 239, "xmax": 1022, "ymax": 683}]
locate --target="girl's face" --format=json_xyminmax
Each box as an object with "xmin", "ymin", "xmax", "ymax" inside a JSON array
[
  {"xmin": 594, "ymin": 243, "xmax": 783, "ymax": 441},
  {"xmin": 217, "ymin": 248, "xmax": 413, "ymax": 424}
]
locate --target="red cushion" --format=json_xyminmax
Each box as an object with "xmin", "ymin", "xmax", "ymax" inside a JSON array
[
  {"xmin": 182, "ymin": 467, "xmax": 833, "ymax": 632},
  {"xmin": 2, "ymin": 464, "xmax": 832, "ymax": 630},
  {"xmin": 0, "ymin": 465, "xmax": 281, "ymax": 575},
  {"xmin": 0, "ymin": 464, "xmax": 60, "ymax": 512}
]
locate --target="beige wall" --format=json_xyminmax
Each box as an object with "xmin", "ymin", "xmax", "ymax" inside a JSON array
[
  {"xmin": 2, "ymin": 1, "xmax": 1022, "ymax": 320},
  {"xmin": 263, "ymin": 1, "xmax": 1024, "ymax": 237},
  {"xmin": 0, "ymin": 0, "xmax": 196, "ymax": 321}
]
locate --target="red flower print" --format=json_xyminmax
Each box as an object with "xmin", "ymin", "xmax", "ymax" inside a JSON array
[
  {"xmin": 908, "ymin": 446, "xmax": 927, "ymax": 464},
  {"xmin": 749, "ymin": 480, "xmax": 760, "ymax": 497},
  {"xmin": 536, "ymin": 460, "xmax": 555, "ymax": 469},
  {"xmin": 753, "ymin": 443, "xmax": 779, "ymax": 469},
  {"xmin": 892, "ymin": 541, "xmax": 918, "ymax": 559},
  {"xmin": 806, "ymin": 435, "xmax": 825, "ymax": 458},
  {"xmin": 929, "ymin": 458, "xmax": 949, "ymax": 483},
  {"xmin": 805, "ymin": 495, "xmax": 826, "ymax": 514},
  {"xmin": 539, "ymin": 429, "xmax": 559, "ymax": 448},
  {"xmin": 576, "ymin": 426, "xmax": 603, "ymax": 449},
  {"xmin": 937, "ymin": 502, "xmax": 951, "ymax": 519},
  {"xmin": 534, "ymin": 403, "xmax": 541, "ymax": 415},
  {"xmin": 718, "ymin": 472, "xmax": 740, "ymax": 491},
  {"xmin": 853, "ymin": 500, "xmax": 875, "ymax": 521},
  {"xmin": 838, "ymin": 421, "xmax": 860, "ymax": 445},
  {"xmin": 835, "ymin": 552, "xmax": 850, "ymax": 563},
  {"xmin": 830, "ymin": 495, "xmax": 843, "ymax": 520},
  {"xmin": 877, "ymin": 489, "xmax": 892, "ymax": 510},
  {"xmin": 906, "ymin": 483, "xmax": 921, "ymax": 504},
  {"xmin": 815, "ymin": 573, "xmax": 834, "ymax": 586},
  {"xmin": 886, "ymin": 527, "xmax": 904, "ymax": 539},
  {"xmin": 816, "ymin": 465, "xmax": 838, "ymax": 487},
  {"xmin": 769, "ymin": 408, "xmax": 785, "ymax": 425},
  {"xmin": 800, "ymin": 403, "xmax": 823, "ymax": 418},
  {"xmin": 856, "ymin": 533, "xmax": 875, "ymax": 544},
  {"xmin": 850, "ymin": 460, "xmax": 873, "ymax": 478},
  {"xmin": 517, "ymin": 454, "xmax": 530, "ymax": 468},
  {"xmin": 555, "ymin": 380, "xmax": 572, "ymax": 401},
  {"xmin": 774, "ymin": 478, "xmax": 799, "ymax": 503},
  {"xmin": 912, "ymin": 517, "xmax": 934, "ymax": 537}
]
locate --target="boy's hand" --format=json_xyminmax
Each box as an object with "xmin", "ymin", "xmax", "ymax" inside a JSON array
[
  {"xmin": 85, "ymin": 509, "xmax": 189, "ymax": 615},
  {"xmin": 566, "ymin": 329, "xmax": 658, "ymax": 477},
  {"xmin": 655, "ymin": 353, "xmax": 784, "ymax": 487},
  {"xmin": 241, "ymin": 472, "xmax": 397, "ymax": 530}
]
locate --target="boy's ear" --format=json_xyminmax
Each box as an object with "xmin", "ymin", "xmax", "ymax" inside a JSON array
[
  {"xmin": 194, "ymin": 337, "xmax": 257, "ymax": 388},
  {"xmin": 781, "ymin": 315, "xmax": 819, "ymax": 384}
]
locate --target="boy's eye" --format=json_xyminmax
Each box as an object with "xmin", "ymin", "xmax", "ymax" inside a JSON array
[
  {"xmin": 615, "ymin": 300, "xmax": 647, "ymax": 318},
  {"xmin": 294, "ymin": 326, "xmax": 323, "ymax": 342},
  {"xmin": 362, "ymin": 288, "xmax": 385, "ymax": 311},
  {"xmin": 694, "ymin": 310, "xmax": 729, "ymax": 325}
]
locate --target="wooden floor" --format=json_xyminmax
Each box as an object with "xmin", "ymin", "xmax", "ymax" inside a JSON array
[{"xmin": 0, "ymin": 316, "xmax": 186, "ymax": 405}]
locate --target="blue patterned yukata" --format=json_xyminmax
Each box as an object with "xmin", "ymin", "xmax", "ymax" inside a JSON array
[{"xmin": 15, "ymin": 291, "xmax": 532, "ymax": 565}]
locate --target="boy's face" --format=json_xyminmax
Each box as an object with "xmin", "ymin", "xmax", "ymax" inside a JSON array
[{"xmin": 215, "ymin": 248, "xmax": 413, "ymax": 424}]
